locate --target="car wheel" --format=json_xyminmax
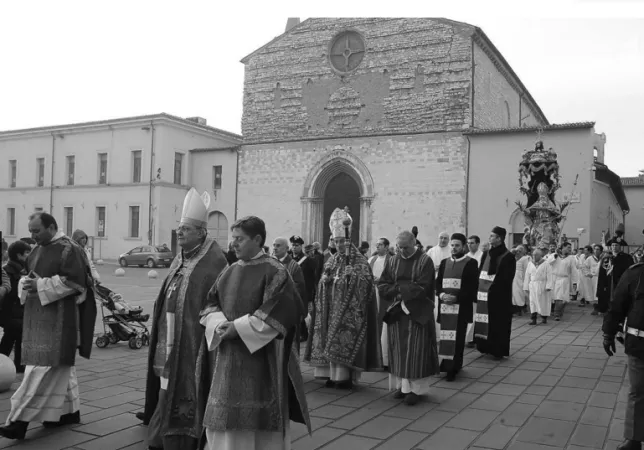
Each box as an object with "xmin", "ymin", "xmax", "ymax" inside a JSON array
[
  {"xmin": 146, "ymin": 259, "xmax": 156, "ymax": 268},
  {"xmin": 119, "ymin": 258, "xmax": 127, "ymax": 267}
]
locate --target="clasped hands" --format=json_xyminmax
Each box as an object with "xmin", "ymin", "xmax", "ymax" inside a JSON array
[
  {"xmin": 22, "ymin": 277, "xmax": 39, "ymax": 293},
  {"xmin": 441, "ymin": 293, "xmax": 457, "ymax": 305},
  {"xmin": 216, "ymin": 320, "xmax": 239, "ymax": 341}
]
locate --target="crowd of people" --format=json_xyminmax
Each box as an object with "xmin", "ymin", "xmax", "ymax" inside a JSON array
[{"xmin": 0, "ymin": 191, "xmax": 643, "ymax": 449}]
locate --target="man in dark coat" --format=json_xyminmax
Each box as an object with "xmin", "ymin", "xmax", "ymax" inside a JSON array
[
  {"xmin": 602, "ymin": 258, "xmax": 644, "ymax": 450},
  {"xmin": 597, "ymin": 237, "xmax": 635, "ymax": 315},
  {"xmin": 0, "ymin": 240, "xmax": 32, "ymax": 373},
  {"xmin": 473, "ymin": 226, "xmax": 516, "ymax": 359}
]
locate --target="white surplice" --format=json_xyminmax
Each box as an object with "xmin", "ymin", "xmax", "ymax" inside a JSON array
[
  {"xmin": 523, "ymin": 260, "xmax": 554, "ymax": 316},
  {"xmin": 512, "ymin": 255, "xmax": 531, "ymax": 307},
  {"xmin": 574, "ymin": 254, "xmax": 587, "ymax": 299},
  {"xmin": 548, "ymin": 255, "xmax": 578, "ymax": 303},
  {"xmin": 582, "ymin": 255, "xmax": 600, "ymax": 301},
  {"xmin": 370, "ymin": 255, "xmax": 388, "ymax": 366},
  {"xmin": 201, "ymin": 250, "xmax": 289, "ymax": 450}
]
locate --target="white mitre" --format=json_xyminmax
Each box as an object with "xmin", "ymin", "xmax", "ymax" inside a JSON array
[
  {"xmin": 180, "ymin": 188, "xmax": 210, "ymax": 228},
  {"xmin": 329, "ymin": 207, "xmax": 353, "ymax": 239}
]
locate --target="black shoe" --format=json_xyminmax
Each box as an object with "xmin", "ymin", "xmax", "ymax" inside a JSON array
[
  {"xmin": 393, "ymin": 389, "xmax": 405, "ymax": 399},
  {"xmin": 555, "ymin": 316, "xmax": 561, "ymax": 321},
  {"xmin": 529, "ymin": 313, "xmax": 537, "ymax": 325},
  {"xmin": 616, "ymin": 439, "xmax": 642, "ymax": 450},
  {"xmin": 591, "ymin": 310, "xmax": 599, "ymax": 316},
  {"xmin": 335, "ymin": 380, "xmax": 353, "ymax": 390},
  {"xmin": 0, "ymin": 421, "xmax": 28, "ymax": 440},
  {"xmin": 541, "ymin": 317, "xmax": 548, "ymax": 324},
  {"xmin": 445, "ymin": 371, "xmax": 457, "ymax": 382},
  {"xmin": 324, "ymin": 379, "xmax": 335, "ymax": 388},
  {"xmin": 43, "ymin": 410, "xmax": 80, "ymax": 428},
  {"xmin": 135, "ymin": 411, "xmax": 149, "ymax": 425},
  {"xmin": 404, "ymin": 392, "xmax": 420, "ymax": 405},
  {"xmin": 466, "ymin": 341, "xmax": 475, "ymax": 348}
]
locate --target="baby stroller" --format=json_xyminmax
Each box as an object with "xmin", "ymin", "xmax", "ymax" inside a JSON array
[{"xmin": 94, "ymin": 283, "xmax": 151, "ymax": 350}]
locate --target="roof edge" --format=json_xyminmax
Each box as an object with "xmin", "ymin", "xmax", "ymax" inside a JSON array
[
  {"xmin": 0, "ymin": 113, "xmax": 242, "ymax": 141},
  {"xmin": 240, "ymin": 18, "xmax": 311, "ymax": 64},
  {"xmin": 464, "ymin": 122, "xmax": 595, "ymax": 136},
  {"xmin": 472, "ymin": 27, "xmax": 549, "ymax": 126}
]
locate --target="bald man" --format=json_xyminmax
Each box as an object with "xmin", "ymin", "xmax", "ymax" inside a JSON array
[{"xmin": 272, "ymin": 237, "xmax": 308, "ymax": 341}]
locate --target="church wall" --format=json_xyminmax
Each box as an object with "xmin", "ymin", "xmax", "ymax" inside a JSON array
[
  {"xmin": 624, "ymin": 185, "xmax": 644, "ymax": 247},
  {"xmin": 241, "ymin": 18, "xmax": 473, "ymax": 143},
  {"xmin": 591, "ymin": 180, "xmax": 625, "ymax": 246},
  {"xmin": 237, "ymin": 132, "xmax": 467, "ymax": 249},
  {"xmin": 473, "ymin": 43, "xmax": 543, "ymax": 129},
  {"xmin": 467, "ymin": 128, "xmax": 595, "ymax": 248}
]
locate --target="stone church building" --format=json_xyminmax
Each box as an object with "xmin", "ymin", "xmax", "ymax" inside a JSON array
[{"xmin": 236, "ymin": 18, "xmax": 550, "ymax": 247}]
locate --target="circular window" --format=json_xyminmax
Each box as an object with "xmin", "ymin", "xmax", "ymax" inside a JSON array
[{"xmin": 328, "ymin": 30, "xmax": 366, "ymax": 74}]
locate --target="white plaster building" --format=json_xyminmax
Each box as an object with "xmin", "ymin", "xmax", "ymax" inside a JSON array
[{"xmin": 1, "ymin": 113, "xmax": 241, "ymax": 260}]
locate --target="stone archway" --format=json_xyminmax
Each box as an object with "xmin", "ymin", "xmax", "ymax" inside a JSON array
[{"xmin": 301, "ymin": 149, "xmax": 375, "ymax": 246}]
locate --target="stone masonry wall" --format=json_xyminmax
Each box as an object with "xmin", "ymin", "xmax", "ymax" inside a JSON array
[
  {"xmin": 473, "ymin": 42, "xmax": 544, "ymax": 129},
  {"xmin": 237, "ymin": 132, "xmax": 467, "ymax": 247},
  {"xmin": 242, "ymin": 18, "xmax": 474, "ymax": 142}
]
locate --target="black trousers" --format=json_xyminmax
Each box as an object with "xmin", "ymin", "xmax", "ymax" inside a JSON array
[
  {"xmin": 626, "ymin": 355, "xmax": 644, "ymax": 441},
  {"xmin": 0, "ymin": 322, "xmax": 23, "ymax": 369}
]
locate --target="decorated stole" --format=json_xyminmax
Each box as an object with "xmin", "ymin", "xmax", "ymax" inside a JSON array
[
  {"xmin": 438, "ymin": 259, "xmax": 466, "ymax": 360},
  {"xmin": 474, "ymin": 256, "xmax": 495, "ymax": 340}
]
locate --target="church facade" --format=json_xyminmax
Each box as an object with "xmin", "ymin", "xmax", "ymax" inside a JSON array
[{"xmin": 236, "ymin": 18, "xmax": 548, "ymax": 247}]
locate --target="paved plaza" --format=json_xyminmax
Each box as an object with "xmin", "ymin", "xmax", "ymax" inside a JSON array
[{"xmin": 0, "ymin": 265, "xmax": 633, "ymax": 450}]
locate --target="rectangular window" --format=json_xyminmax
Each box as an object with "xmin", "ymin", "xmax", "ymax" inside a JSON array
[
  {"xmin": 129, "ymin": 206, "xmax": 140, "ymax": 238},
  {"xmin": 37, "ymin": 158, "xmax": 45, "ymax": 187},
  {"xmin": 34, "ymin": 207, "xmax": 43, "ymax": 212},
  {"xmin": 132, "ymin": 150, "xmax": 142, "ymax": 183},
  {"xmin": 213, "ymin": 165, "xmax": 222, "ymax": 190},
  {"xmin": 96, "ymin": 206, "xmax": 106, "ymax": 237},
  {"xmin": 66, "ymin": 156, "xmax": 75, "ymax": 186},
  {"xmin": 7, "ymin": 208, "xmax": 15, "ymax": 235},
  {"xmin": 9, "ymin": 160, "xmax": 17, "ymax": 187},
  {"xmin": 98, "ymin": 153, "xmax": 108, "ymax": 185},
  {"xmin": 174, "ymin": 153, "xmax": 183, "ymax": 185},
  {"xmin": 64, "ymin": 207, "xmax": 73, "ymax": 237}
]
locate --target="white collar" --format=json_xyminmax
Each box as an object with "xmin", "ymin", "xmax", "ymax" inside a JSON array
[
  {"xmin": 451, "ymin": 254, "xmax": 468, "ymax": 262},
  {"xmin": 251, "ymin": 251, "xmax": 264, "ymax": 260},
  {"xmin": 401, "ymin": 248, "xmax": 418, "ymax": 260},
  {"xmin": 279, "ymin": 255, "xmax": 287, "ymax": 262}
]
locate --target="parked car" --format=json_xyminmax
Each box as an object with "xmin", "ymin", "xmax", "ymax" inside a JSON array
[{"xmin": 118, "ymin": 245, "xmax": 174, "ymax": 268}]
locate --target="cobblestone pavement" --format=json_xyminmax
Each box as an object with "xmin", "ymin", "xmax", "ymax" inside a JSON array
[{"xmin": 0, "ymin": 265, "xmax": 632, "ymax": 449}]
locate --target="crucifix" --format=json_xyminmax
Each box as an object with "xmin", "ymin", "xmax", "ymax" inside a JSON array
[{"xmin": 167, "ymin": 282, "xmax": 179, "ymax": 298}]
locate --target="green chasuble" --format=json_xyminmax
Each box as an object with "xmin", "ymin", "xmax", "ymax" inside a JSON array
[{"xmin": 198, "ymin": 254, "xmax": 311, "ymax": 433}]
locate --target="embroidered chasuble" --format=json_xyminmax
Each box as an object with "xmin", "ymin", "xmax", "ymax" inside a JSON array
[
  {"xmin": 197, "ymin": 253, "xmax": 311, "ymax": 446},
  {"xmin": 304, "ymin": 244, "xmax": 382, "ymax": 380},
  {"xmin": 473, "ymin": 245, "xmax": 515, "ymax": 358},
  {"xmin": 143, "ymin": 236, "xmax": 228, "ymax": 443},
  {"xmin": 378, "ymin": 249, "xmax": 439, "ymax": 384},
  {"xmin": 436, "ymin": 256, "xmax": 479, "ymax": 373}
]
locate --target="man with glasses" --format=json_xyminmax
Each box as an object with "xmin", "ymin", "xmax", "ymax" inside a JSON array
[{"xmin": 139, "ymin": 188, "xmax": 228, "ymax": 450}]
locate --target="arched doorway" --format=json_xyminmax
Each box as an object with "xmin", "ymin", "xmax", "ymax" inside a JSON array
[
  {"xmin": 509, "ymin": 208, "xmax": 526, "ymax": 247},
  {"xmin": 207, "ymin": 211, "xmax": 228, "ymax": 245},
  {"xmin": 300, "ymin": 150, "xmax": 375, "ymax": 247},
  {"xmin": 323, "ymin": 173, "xmax": 361, "ymax": 246}
]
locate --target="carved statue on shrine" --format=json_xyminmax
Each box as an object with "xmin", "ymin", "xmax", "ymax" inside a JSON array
[{"xmin": 515, "ymin": 140, "xmax": 570, "ymax": 249}]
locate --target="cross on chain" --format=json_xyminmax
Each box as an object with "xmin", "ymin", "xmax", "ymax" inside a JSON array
[{"xmin": 167, "ymin": 282, "xmax": 179, "ymax": 297}]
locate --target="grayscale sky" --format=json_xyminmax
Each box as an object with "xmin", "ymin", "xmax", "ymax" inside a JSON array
[{"xmin": 0, "ymin": 0, "xmax": 642, "ymax": 176}]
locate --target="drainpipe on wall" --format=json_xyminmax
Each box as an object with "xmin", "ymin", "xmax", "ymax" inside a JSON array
[
  {"xmin": 465, "ymin": 136, "xmax": 471, "ymax": 236},
  {"xmin": 470, "ymin": 39, "xmax": 475, "ymax": 128},
  {"xmin": 234, "ymin": 146, "xmax": 240, "ymax": 221},
  {"xmin": 146, "ymin": 122, "xmax": 156, "ymax": 245},
  {"xmin": 519, "ymin": 93, "xmax": 523, "ymax": 127},
  {"xmin": 49, "ymin": 133, "xmax": 56, "ymax": 212}
]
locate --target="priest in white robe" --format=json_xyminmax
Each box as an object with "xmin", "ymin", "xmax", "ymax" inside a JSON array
[
  {"xmin": 524, "ymin": 248, "xmax": 553, "ymax": 325},
  {"xmin": 548, "ymin": 241, "xmax": 578, "ymax": 321}
]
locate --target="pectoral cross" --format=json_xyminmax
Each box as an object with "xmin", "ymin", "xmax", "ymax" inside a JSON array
[{"xmin": 167, "ymin": 283, "xmax": 179, "ymax": 298}]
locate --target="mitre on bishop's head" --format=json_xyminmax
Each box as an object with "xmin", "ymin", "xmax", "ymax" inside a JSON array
[
  {"xmin": 180, "ymin": 188, "xmax": 210, "ymax": 228},
  {"xmin": 329, "ymin": 207, "xmax": 353, "ymax": 239}
]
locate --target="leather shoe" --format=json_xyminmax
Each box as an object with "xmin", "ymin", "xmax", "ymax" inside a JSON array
[
  {"xmin": 617, "ymin": 440, "xmax": 642, "ymax": 450},
  {"xmin": 404, "ymin": 392, "xmax": 419, "ymax": 405},
  {"xmin": 393, "ymin": 389, "xmax": 405, "ymax": 399},
  {"xmin": 135, "ymin": 411, "xmax": 149, "ymax": 425},
  {"xmin": 43, "ymin": 410, "xmax": 80, "ymax": 428},
  {"xmin": 0, "ymin": 421, "xmax": 28, "ymax": 440}
]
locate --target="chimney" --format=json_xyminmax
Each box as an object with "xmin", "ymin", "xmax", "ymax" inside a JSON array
[
  {"xmin": 285, "ymin": 18, "xmax": 300, "ymax": 33},
  {"xmin": 185, "ymin": 116, "xmax": 207, "ymax": 126}
]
